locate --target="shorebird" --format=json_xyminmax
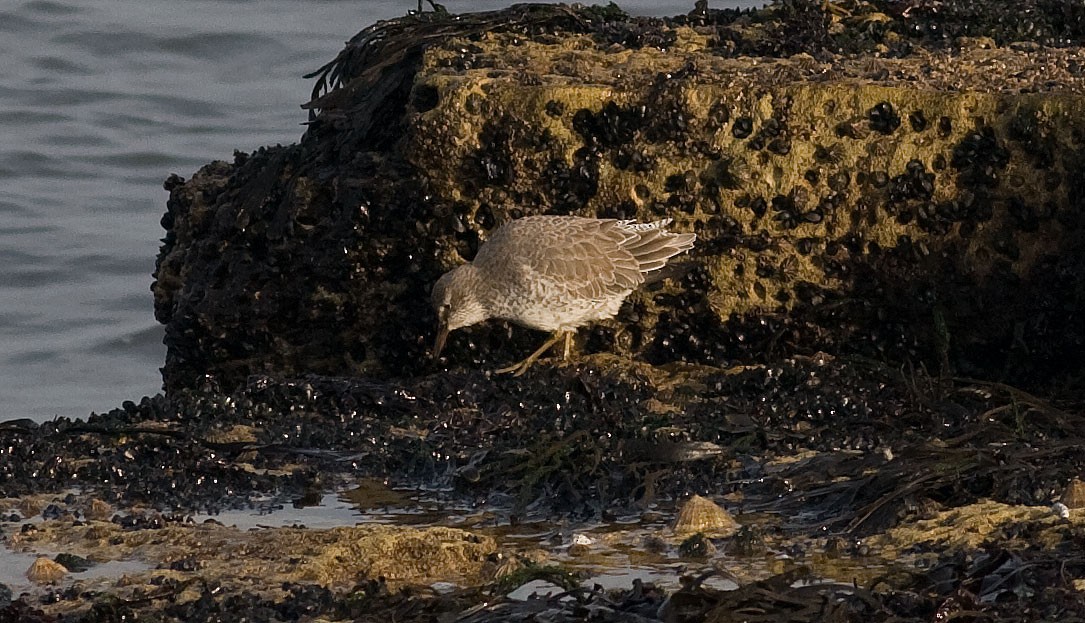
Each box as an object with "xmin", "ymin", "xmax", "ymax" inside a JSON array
[{"xmin": 431, "ymin": 215, "xmax": 696, "ymax": 376}]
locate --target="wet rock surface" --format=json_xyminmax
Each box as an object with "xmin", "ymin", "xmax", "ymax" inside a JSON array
[
  {"xmin": 153, "ymin": 0, "xmax": 1085, "ymax": 393},
  {"xmin": 4, "ymin": 1, "xmax": 1085, "ymax": 621},
  {"xmin": 3, "ymin": 355, "xmax": 1084, "ymax": 620}
]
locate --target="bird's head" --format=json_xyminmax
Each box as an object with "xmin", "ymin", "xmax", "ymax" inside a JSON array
[{"xmin": 431, "ymin": 264, "xmax": 488, "ymax": 359}]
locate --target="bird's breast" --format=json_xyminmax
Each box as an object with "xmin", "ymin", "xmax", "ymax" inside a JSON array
[{"xmin": 486, "ymin": 281, "xmax": 632, "ymax": 332}]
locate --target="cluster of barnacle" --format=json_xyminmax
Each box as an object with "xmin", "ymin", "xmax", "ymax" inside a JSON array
[
  {"xmin": 883, "ymin": 158, "xmax": 935, "ymax": 222},
  {"xmin": 566, "ymin": 101, "xmax": 651, "ymax": 204},
  {"xmin": 525, "ymin": 106, "xmax": 629, "ymax": 211},
  {"xmin": 565, "ymin": 87, "xmax": 718, "ymax": 217},
  {"xmin": 1007, "ymin": 107, "xmax": 1056, "ymax": 170},
  {"xmin": 731, "ymin": 116, "xmax": 754, "ymax": 139},
  {"xmin": 769, "ymin": 191, "xmax": 824, "ymax": 229},
  {"xmin": 698, "ymin": 158, "xmax": 744, "ymax": 210},
  {"xmin": 868, "ymin": 102, "xmax": 901, "ymax": 135},
  {"xmin": 893, "ymin": 0, "xmax": 1085, "ymax": 47},
  {"xmin": 705, "ymin": 101, "xmax": 731, "ymax": 134},
  {"xmin": 435, "ymin": 42, "xmax": 492, "ymax": 72},
  {"xmin": 0, "ymin": 398, "xmax": 301, "ymax": 513},
  {"xmin": 1007, "ymin": 196, "xmax": 1053, "ymax": 233},
  {"xmin": 951, "ymin": 125, "xmax": 1010, "ymax": 188},
  {"xmin": 473, "ymin": 112, "xmax": 562, "ymax": 192},
  {"xmin": 771, "ymin": 195, "xmax": 803, "ymax": 229},
  {"xmin": 642, "ymin": 81, "xmax": 695, "ymax": 145},
  {"xmin": 730, "ymin": 109, "xmax": 792, "ymax": 155},
  {"xmin": 691, "ymin": 213, "xmax": 742, "ymax": 255},
  {"xmin": 592, "ymin": 15, "xmax": 678, "ymax": 50},
  {"xmin": 472, "ymin": 118, "xmax": 519, "ymax": 186},
  {"xmin": 752, "ymin": 0, "xmax": 832, "ymax": 56},
  {"xmin": 542, "ymin": 149, "xmax": 599, "ymax": 212},
  {"xmin": 744, "ymin": 118, "xmax": 781, "ymax": 153},
  {"xmin": 736, "ymin": 360, "xmax": 892, "ymax": 452},
  {"xmin": 648, "ymin": 307, "xmax": 740, "ymax": 365},
  {"xmin": 834, "ymin": 101, "xmax": 910, "ymax": 142},
  {"xmin": 733, "ymin": 183, "xmax": 823, "ymax": 233},
  {"xmin": 734, "ymin": 194, "xmax": 767, "ymax": 219},
  {"xmin": 914, "ymin": 200, "xmax": 965, "ymax": 235},
  {"xmin": 161, "ymin": 138, "xmax": 470, "ymax": 387},
  {"xmin": 815, "ymin": 242, "xmax": 851, "ymax": 281},
  {"xmin": 473, "ymin": 109, "xmax": 568, "ymax": 196},
  {"xmin": 572, "ymin": 101, "xmax": 644, "ymax": 153},
  {"xmin": 663, "ymin": 170, "xmax": 701, "ymax": 215},
  {"xmin": 675, "ymin": 336, "xmax": 1041, "ymax": 456},
  {"xmin": 167, "ymin": 582, "xmax": 342, "ymax": 621},
  {"xmin": 815, "ymin": 115, "xmax": 1024, "ymax": 238},
  {"xmin": 909, "ymin": 110, "xmax": 928, "ymax": 132},
  {"xmin": 613, "ymin": 143, "xmax": 655, "ymax": 173}
]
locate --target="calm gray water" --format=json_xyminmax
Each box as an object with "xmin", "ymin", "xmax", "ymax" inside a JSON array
[{"xmin": 0, "ymin": 0, "xmax": 752, "ymax": 421}]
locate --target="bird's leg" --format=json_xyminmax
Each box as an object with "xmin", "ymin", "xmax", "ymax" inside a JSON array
[
  {"xmin": 495, "ymin": 331, "xmax": 567, "ymax": 377},
  {"xmin": 562, "ymin": 331, "xmax": 572, "ymax": 360}
]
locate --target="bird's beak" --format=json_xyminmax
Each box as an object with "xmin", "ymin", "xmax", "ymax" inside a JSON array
[{"xmin": 432, "ymin": 322, "xmax": 449, "ymax": 360}]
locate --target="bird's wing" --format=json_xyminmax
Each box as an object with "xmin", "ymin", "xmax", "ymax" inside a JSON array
[{"xmin": 477, "ymin": 217, "xmax": 644, "ymax": 300}]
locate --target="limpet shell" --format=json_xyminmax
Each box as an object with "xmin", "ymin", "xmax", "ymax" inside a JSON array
[
  {"xmin": 27, "ymin": 557, "xmax": 67, "ymax": 584},
  {"xmin": 673, "ymin": 494, "xmax": 739, "ymax": 537},
  {"xmin": 1060, "ymin": 478, "xmax": 1085, "ymax": 509}
]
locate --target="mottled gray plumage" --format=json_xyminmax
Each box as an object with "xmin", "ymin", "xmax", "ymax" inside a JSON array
[{"xmin": 432, "ymin": 215, "xmax": 695, "ymax": 375}]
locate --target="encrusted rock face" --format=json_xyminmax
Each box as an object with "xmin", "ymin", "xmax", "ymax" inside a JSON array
[
  {"xmin": 153, "ymin": 2, "xmax": 1085, "ymax": 394},
  {"xmin": 412, "ymin": 43, "xmax": 1085, "ymax": 381}
]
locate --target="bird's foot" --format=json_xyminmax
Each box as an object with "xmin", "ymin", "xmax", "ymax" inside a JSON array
[
  {"xmin": 494, "ymin": 331, "xmax": 569, "ymax": 377},
  {"xmin": 494, "ymin": 358, "xmax": 538, "ymax": 377}
]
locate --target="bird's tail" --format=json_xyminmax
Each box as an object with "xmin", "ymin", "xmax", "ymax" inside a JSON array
[{"xmin": 619, "ymin": 220, "xmax": 696, "ymax": 273}]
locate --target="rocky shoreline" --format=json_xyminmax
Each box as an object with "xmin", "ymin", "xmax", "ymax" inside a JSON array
[{"xmin": 3, "ymin": 1, "xmax": 1085, "ymax": 621}]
